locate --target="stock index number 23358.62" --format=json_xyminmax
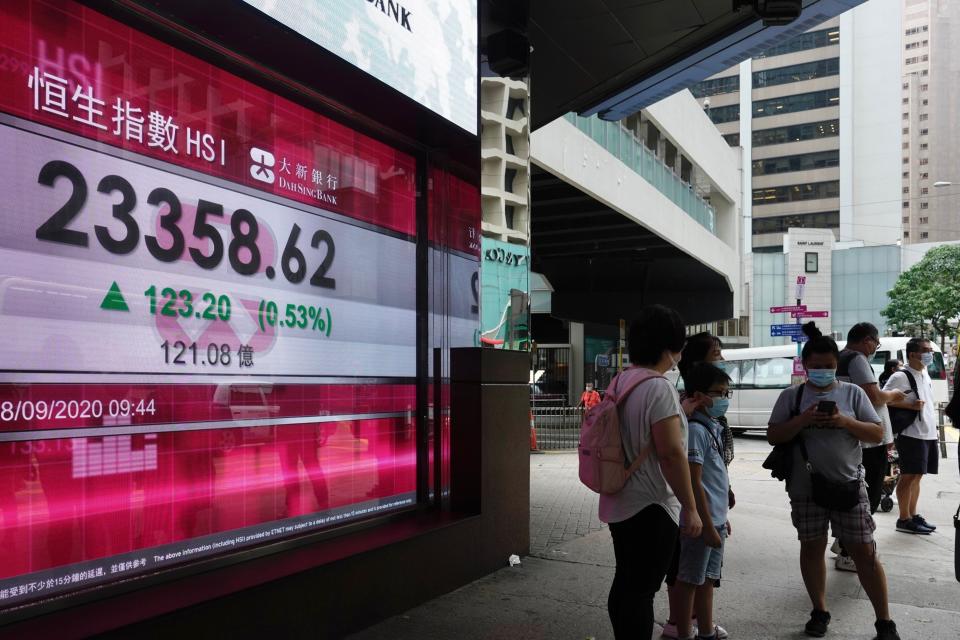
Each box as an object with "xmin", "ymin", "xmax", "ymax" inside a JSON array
[{"xmin": 34, "ymin": 160, "xmax": 336, "ymax": 289}]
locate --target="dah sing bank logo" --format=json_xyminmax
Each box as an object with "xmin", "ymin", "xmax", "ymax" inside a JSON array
[{"xmin": 250, "ymin": 147, "xmax": 276, "ymax": 184}]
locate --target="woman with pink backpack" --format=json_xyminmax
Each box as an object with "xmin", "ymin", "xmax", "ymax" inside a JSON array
[{"xmin": 598, "ymin": 305, "xmax": 702, "ymax": 640}]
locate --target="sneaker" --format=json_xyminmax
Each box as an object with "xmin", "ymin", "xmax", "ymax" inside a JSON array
[
  {"xmin": 835, "ymin": 553, "xmax": 857, "ymax": 572},
  {"xmin": 896, "ymin": 518, "xmax": 932, "ymax": 534},
  {"xmin": 829, "ymin": 538, "xmax": 841, "ymax": 555},
  {"xmin": 912, "ymin": 514, "xmax": 936, "ymax": 531},
  {"xmin": 691, "ymin": 619, "xmax": 727, "ymax": 639},
  {"xmin": 805, "ymin": 609, "xmax": 831, "ymax": 637},
  {"xmin": 874, "ymin": 619, "xmax": 901, "ymax": 640},
  {"xmin": 662, "ymin": 621, "xmax": 693, "ymax": 639}
]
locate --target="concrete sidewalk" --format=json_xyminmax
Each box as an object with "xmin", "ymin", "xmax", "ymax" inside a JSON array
[{"xmin": 350, "ymin": 438, "xmax": 960, "ymax": 640}]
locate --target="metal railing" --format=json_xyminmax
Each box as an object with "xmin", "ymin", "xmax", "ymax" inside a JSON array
[{"xmin": 532, "ymin": 406, "xmax": 584, "ymax": 450}]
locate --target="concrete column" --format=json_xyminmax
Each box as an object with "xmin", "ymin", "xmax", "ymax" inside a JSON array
[{"xmin": 569, "ymin": 322, "xmax": 584, "ymax": 405}]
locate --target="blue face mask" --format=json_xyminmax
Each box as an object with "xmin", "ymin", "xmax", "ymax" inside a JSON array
[
  {"xmin": 920, "ymin": 353, "xmax": 934, "ymax": 367},
  {"xmin": 807, "ymin": 369, "xmax": 837, "ymax": 387},
  {"xmin": 707, "ymin": 397, "xmax": 730, "ymax": 418}
]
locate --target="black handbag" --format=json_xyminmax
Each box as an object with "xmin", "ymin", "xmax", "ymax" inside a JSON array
[
  {"xmin": 762, "ymin": 385, "xmax": 804, "ymax": 482},
  {"xmin": 798, "ymin": 437, "xmax": 861, "ymax": 511},
  {"xmin": 888, "ymin": 369, "xmax": 920, "ymax": 435}
]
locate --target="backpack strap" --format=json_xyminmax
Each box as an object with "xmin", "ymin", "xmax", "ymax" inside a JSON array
[
  {"xmin": 611, "ymin": 369, "xmax": 666, "ymax": 476},
  {"xmin": 792, "ymin": 383, "xmax": 805, "ymax": 417},
  {"xmin": 837, "ymin": 350, "xmax": 861, "ymax": 379},
  {"xmin": 902, "ymin": 369, "xmax": 922, "ymax": 426}
]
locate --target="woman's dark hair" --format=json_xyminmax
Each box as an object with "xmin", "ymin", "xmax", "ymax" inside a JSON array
[
  {"xmin": 882, "ymin": 360, "xmax": 900, "ymax": 376},
  {"xmin": 678, "ymin": 332, "xmax": 723, "ymax": 379},
  {"xmin": 846, "ymin": 322, "xmax": 879, "ymax": 344},
  {"xmin": 944, "ymin": 383, "xmax": 959, "ymax": 427},
  {"xmin": 628, "ymin": 305, "xmax": 686, "ymax": 366},
  {"xmin": 800, "ymin": 322, "xmax": 840, "ymax": 362},
  {"xmin": 682, "ymin": 361, "xmax": 731, "ymax": 395}
]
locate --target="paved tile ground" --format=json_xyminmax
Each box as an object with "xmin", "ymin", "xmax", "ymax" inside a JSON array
[{"xmin": 528, "ymin": 452, "xmax": 604, "ymax": 555}]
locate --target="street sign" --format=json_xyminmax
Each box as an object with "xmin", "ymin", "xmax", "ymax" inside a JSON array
[
  {"xmin": 596, "ymin": 354, "xmax": 611, "ymax": 368},
  {"xmin": 792, "ymin": 357, "xmax": 805, "ymax": 375},
  {"xmin": 791, "ymin": 335, "xmax": 810, "ymax": 343},
  {"xmin": 791, "ymin": 310, "xmax": 829, "ymax": 319},
  {"xmin": 771, "ymin": 324, "xmax": 806, "ymax": 337},
  {"xmin": 770, "ymin": 305, "xmax": 807, "ymax": 314}
]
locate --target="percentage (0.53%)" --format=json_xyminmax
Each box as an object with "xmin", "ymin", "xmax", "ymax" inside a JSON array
[{"xmin": 257, "ymin": 300, "xmax": 332, "ymax": 336}]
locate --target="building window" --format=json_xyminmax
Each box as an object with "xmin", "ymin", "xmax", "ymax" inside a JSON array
[
  {"xmin": 752, "ymin": 58, "xmax": 840, "ymax": 88},
  {"xmin": 902, "ymin": 127, "xmax": 909, "ymax": 134},
  {"xmin": 903, "ymin": 186, "xmax": 910, "ymax": 194},
  {"xmin": 920, "ymin": 128, "xmax": 928, "ymax": 135},
  {"xmin": 751, "ymin": 211, "xmax": 840, "ymax": 235},
  {"xmin": 906, "ymin": 57, "xmax": 918, "ymax": 65},
  {"xmin": 705, "ymin": 103, "xmax": 741, "ymax": 124},
  {"xmin": 755, "ymin": 27, "xmax": 839, "ymax": 58},
  {"xmin": 902, "ymin": 97, "xmax": 910, "ymax": 104},
  {"xmin": 920, "ymin": 84, "xmax": 929, "ymax": 91},
  {"xmin": 921, "ymin": 187, "xmax": 928, "ymax": 194},
  {"xmin": 921, "ymin": 69, "xmax": 929, "ymax": 76},
  {"xmin": 903, "ymin": 157, "xmax": 910, "ymax": 164},
  {"xmin": 902, "ymin": 82, "xmax": 910, "ymax": 89},
  {"xmin": 905, "ymin": 25, "xmax": 929, "ymax": 35},
  {"xmin": 902, "ymin": 171, "xmax": 910, "ymax": 179},
  {"xmin": 920, "ymin": 158, "xmax": 928, "ymax": 165},
  {"xmin": 904, "ymin": 231, "xmax": 910, "ymax": 238},
  {"xmin": 921, "ymin": 231, "xmax": 929, "ymax": 239},
  {"xmin": 902, "ymin": 142, "xmax": 910, "ymax": 149},
  {"xmin": 919, "ymin": 113, "xmax": 928, "ymax": 121},
  {"xmin": 920, "ymin": 216, "xmax": 928, "ymax": 224},
  {"xmin": 753, "ymin": 89, "xmax": 839, "ymax": 118},
  {"xmin": 751, "ymin": 149, "xmax": 839, "ymax": 176},
  {"xmin": 922, "ymin": 99, "xmax": 928, "ymax": 106},
  {"xmin": 805, "ymin": 252, "xmax": 819, "ymax": 273},
  {"xmin": 903, "ymin": 215, "xmax": 910, "ymax": 222},
  {"xmin": 752, "ymin": 119, "xmax": 839, "ymax": 147},
  {"xmin": 903, "ymin": 201, "xmax": 910, "ymax": 208},
  {"xmin": 691, "ymin": 75, "xmax": 740, "ymax": 98},
  {"xmin": 920, "ymin": 201, "xmax": 929, "ymax": 209},
  {"xmin": 921, "ymin": 54, "xmax": 929, "ymax": 62},
  {"xmin": 722, "ymin": 132, "xmax": 740, "ymax": 146},
  {"xmin": 903, "ymin": 113, "xmax": 909, "ymax": 120},
  {"xmin": 752, "ymin": 181, "xmax": 840, "ymax": 205},
  {"xmin": 921, "ymin": 172, "xmax": 928, "ymax": 179}
]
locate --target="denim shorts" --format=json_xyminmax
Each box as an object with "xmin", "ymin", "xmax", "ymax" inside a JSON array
[{"xmin": 676, "ymin": 526, "xmax": 727, "ymax": 586}]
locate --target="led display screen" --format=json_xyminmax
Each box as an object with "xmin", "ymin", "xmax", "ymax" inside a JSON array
[
  {"xmin": 242, "ymin": 0, "xmax": 478, "ymax": 134},
  {"xmin": 0, "ymin": 0, "xmax": 436, "ymax": 610}
]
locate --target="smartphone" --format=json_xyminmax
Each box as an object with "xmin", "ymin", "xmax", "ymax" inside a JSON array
[{"xmin": 816, "ymin": 400, "xmax": 837, "ymax": 414}]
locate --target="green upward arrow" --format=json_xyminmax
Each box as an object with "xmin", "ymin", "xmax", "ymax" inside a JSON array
[{"xmin": 101, "ymin": 281, "xmax": 129, "ymax": 312}]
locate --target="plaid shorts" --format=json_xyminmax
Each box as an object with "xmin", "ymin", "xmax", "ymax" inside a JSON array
[{"xmin": 790, "ymin": 484, "xmax": 876, "ymax": 544}]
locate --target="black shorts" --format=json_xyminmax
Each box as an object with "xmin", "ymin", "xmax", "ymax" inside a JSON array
[{"xmin": 896, "ymin": 435, "xmax": 939, "ymax": 475}]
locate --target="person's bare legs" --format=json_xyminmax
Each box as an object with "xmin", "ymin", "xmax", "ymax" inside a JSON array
[
  {"xmin": 896, "ymin": 474, "xmax": 919, "ymax": 520},
  {"xmin": 799, "ymin": 538, "xmax": 828, "ymax": 611},
  {"xmin": 845, "ymin": 541, "xmax": 891, "ymax": 621},
  {"xmin": 693, "ymin": 582, "xmax": 716, "ymax": 637},
  {"xmin": 908, "ymin": 475, "xmax": 922, "ymax": 516},
  {"xmin": 666, "ymin": 585, "xmax": 683, "ymax": 628},
  {"xmin": 674, "ymin": 581, "xmax": 698, "ymax": 639}
]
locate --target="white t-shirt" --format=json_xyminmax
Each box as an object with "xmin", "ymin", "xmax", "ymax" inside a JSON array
[
  {"xmin": 598, "ymin": 367, "xmax": 687, "ymax": 525},
  {"xmin": 884, "ymin": 365, "xmax": 937, "ymax": 440}
]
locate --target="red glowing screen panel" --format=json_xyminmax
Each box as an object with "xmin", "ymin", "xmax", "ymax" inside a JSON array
[{"xmin": 0, "ymin": 0, "xmax": 429, "ymax": 610}]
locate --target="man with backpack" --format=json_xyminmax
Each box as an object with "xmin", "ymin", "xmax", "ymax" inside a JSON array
[
  {"xmin": 884, "ymin": 338, "xmax": 939, "ymax": 534},
  {"xmin": 833, "ymin": 323, "xmax": 906, "ymax": 570}
]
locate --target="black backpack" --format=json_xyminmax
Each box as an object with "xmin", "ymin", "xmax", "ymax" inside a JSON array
[{"xmin": 887, "ymin": 369, "xmax": 921, "ymax": 435}]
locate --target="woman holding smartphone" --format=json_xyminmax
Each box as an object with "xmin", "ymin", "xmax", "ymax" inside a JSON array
[{"xmin": 767, "ymin": 323, "xmax": 900, "ymax": 640}]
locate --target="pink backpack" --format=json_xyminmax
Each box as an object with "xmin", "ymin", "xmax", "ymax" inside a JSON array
[{"xmin": 578, "ymin": 369, "xmax": 663, "ymax": 495}]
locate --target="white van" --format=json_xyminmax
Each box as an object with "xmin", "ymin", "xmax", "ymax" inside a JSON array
[{"xmin": 717, "ymin": 337, "xmax": 948, "ymax": 433}]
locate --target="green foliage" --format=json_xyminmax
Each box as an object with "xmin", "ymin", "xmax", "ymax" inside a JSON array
[{"xmin": 882, "ymin": 244, "xmax": 960, "ymax": 349}]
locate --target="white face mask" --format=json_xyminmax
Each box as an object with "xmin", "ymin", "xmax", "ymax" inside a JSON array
[
  {"xmin": 669, "ymin": 352, "xmax": 681, "ymax": 372},
  {"xmin": 920, "ymin": 352, "xmax": 934, "ymax": 367}
]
